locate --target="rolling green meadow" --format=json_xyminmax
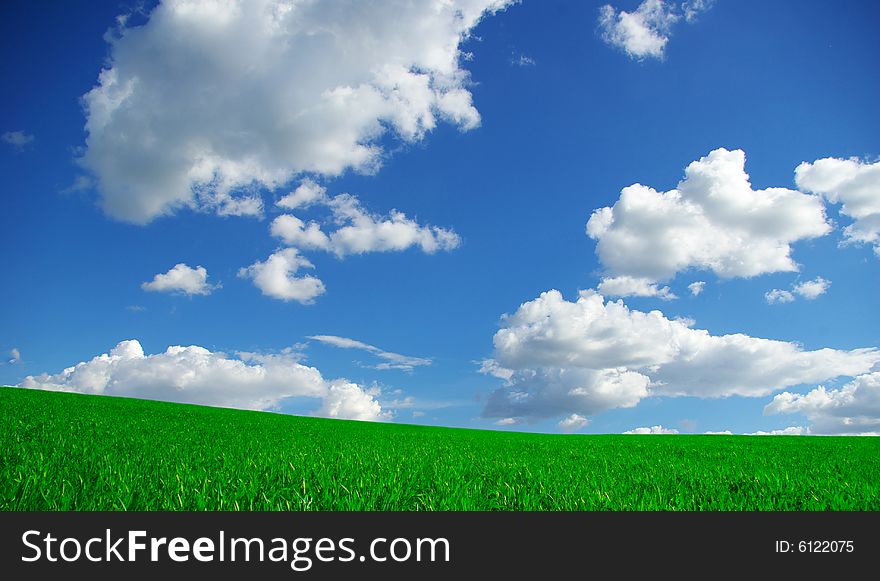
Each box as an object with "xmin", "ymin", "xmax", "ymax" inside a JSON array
[{"xmin": 2, "ymin": 386, "xmax": 878, "ymax": 511}]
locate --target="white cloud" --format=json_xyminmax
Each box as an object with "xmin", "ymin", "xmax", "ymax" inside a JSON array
[
  {"xmin": 766, "ymin": 276, "xmax": 831, "ymax": 305},
  {"xmin": 260, "ymin": 186, "xmax": 460, "ymax": 302},
  {"xmin": 688, "ymin": 281, "xmax": 705, "ymax": 296},
  {"xmin": 597, "ymin": 275, "xmax": 676, "ymax": 300},
  {"xmin": 18, "ymin": 339, "xmax": 386, "ymax": 421},
  {"xmin": 79, "ymin": 0, "xmax": 514, "ymax": 223},
  {"xmin": 481, "ymin": 289, "xmax": 880, "ymax": 422},
  {"xmin": 703, "ymin": 430, "xmax": 732, "ymax": 435},
  {"xmin": 276, "ymin": 179, "xmax": 328, "ymax": 210},
  {"xmin": 494, "ymin": 417, "xmax": 520, "ymax": 426},
  {"xmin": 8, "ymin": 348, "xmax": 21, "ymax": 364},
  {"xmin": 681, "ymin": 0, "xmax": 713, "ymax": 23},
  {"xmin": 270, "ymin": 214, "xmax": 332, "ymax": 251},
  {"xmin": 2, "ymin": 130, "xmax": 35, "ymax": 150},
  {"xmin": 324, "ymin": 194, "xmax": 461, "ymax": 256},
  {"xmin": 765, "ymin": 372, "xmax": 880, "ymax": 436},
  {"xmin": 314, "ymin": 381, "xmax": 391, "ymax": 422},
  {"xmin": 793, "ymin": 276, "xmax": 831, "ymax": 299},
  {"xmin": 141, "ymin": 263, "xmax": 219, "ymax": 296},
  {"xmin": 765, "ymin": 288, "xmax": 795, "ymax": 304},
  {"xmin": 749, "ymin": 426, "xmax": 809, "ymax": 436},
  {"xmin": 558, "ymin": 413, "xmax": 589, "ymax": 433},
  {"xmin": 598, "ymin": 0, "xmax": 713, "ymax": 60},
  {"xmin": 309, "ymin": 335, "xmax": 431, "ymax": 372},
  {"xmin": 795, "ymin": 157, "xmax": 880, "ymax": 256},
  {"xmin": 586, "ymin": 148, "xmax": 831, "ymax": 284},
  {"xmin": 478, "ymin": 358, "xmax": 514, "ymax": 381},
  {"xmin": 623, "ymin": 425, "xmax": 679, "ymax": 434},
  {"xmin": 238, "ymin": 248, "xmax": 325, "ymax": 304},
  {"xmin": 270, "ymin": 191, "xmax": 461, "ymax": 257},
  {"xmin": 598, "ymin": 0, "xmax": 678, "ymax": 60}
]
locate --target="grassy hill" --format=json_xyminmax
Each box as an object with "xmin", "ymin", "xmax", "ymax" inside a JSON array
[{"xmin": 2, "ymin": 386, "xmax": 878, "ymax": 510}]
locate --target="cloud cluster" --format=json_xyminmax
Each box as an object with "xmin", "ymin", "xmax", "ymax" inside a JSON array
[
  {"xmin": 2, "ymin": 130, "xmax": 35, "ymax": 150},
  {"xmin": 598, "ymin": 0, "xmax": 712, "ymax": 60},
  {"xmin": 142, "ymin": 263, "xmax": 219, "ymax": 296},
  {"xmin": 623, "ymin": 425, "xmax": 679, "ymax": 434},
  {"xmin": 309, "ymin": 335, "xmax": 431, "ymax": 372},
  {"xmin": 270, "ymin": 186, "xmax": 461, "ymax": 257},
  {"xmin": 748, "ymin": 426, "xmax": 809, "ymax": 436},
  {"xmin": 765, "ymin": 372, "xmax": 880, "ymax": 435},
  {"xmin": 481, "ymin": 289, "xmax": 880, "ymax": 423},
  {"xmin": 587, "ymin": 148, "xmax": 831, "ymax": 295},
  {"xmin": 18, "ymin": 339, "xmax": 387, "ymax": 421},
  {"xmin": 795, "ymin": 157, "xmax": 880, "ymax": 257},
  {"xmin": 79, "ymin": 0, "xmax": 513, "ymax": 223},
  {"xmin": 765, "ymin": 276, "xmax": 831, "ymax": 305},
  {"xmin": 243, "ymin": 180, "xmax": 460, "ymax": 303}
]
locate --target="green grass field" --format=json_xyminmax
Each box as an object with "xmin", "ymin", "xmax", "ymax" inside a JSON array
[{"xmin": 2, "ymin": 386, "xmax": 878, "ymax": 510}]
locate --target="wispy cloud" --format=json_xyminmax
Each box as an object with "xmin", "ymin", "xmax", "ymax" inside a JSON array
[
  {"xmin": 308, "ymin": 335, "xmax": 432, "ymax": 372},
  {"xmin": 510, "ymin": 53, "xmax": 536, "ymax": 67},
  {"xmin": 2, "ymin": 130, "xmax": 35, "ymax": 150}
]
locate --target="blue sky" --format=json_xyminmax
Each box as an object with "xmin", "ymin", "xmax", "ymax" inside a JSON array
[{"xmin": 2, "ymin": 0, "xmax": 879, "ymax": 435}]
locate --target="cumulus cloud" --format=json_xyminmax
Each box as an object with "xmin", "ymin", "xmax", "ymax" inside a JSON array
[
  {"xmin": 314, "ymin": 381, "xmax": 391, "ymax": 422},
  {"xmin": 276, "ymin": 179, "xmax": 328, "ymax": 210},
  {"xmin": 688, "ymin": 281, "xmax": 705, "ymax": 296},
  {"xmin": 2, "ymin": 130, "xmax": 35, "ymax": 150},
  {"xmin": 795, "ymin": 157, "xmax": 880, "ymax": 257},
  {"xmin": 597, "ymin": 275, "xmax": 676, "ymax": 300},
  {"xmin": 270, "ymin": 214, "xmax": 332, "ymax": 251},
  {"xmin": 765, "ymin": 372, "xmax": 880, "ymax": 435},
  {"xmin": 141, "ymin": 263, "xmax": 219, "ymax": 296},
  {"xmin": 238, "ymin": 248, "xmax": 325, "ymax": 304},
  {"xmin": 481, "ymin": 289, "xmax": 880, "ymax": 422},
  {"xmin": 587, "ymin": 149, "xmax": 831, "ymax": 289},
  {"xmin": 483, "ymin": 366, "xmax": 650, "ymax": 421},
  {"xmin": 255, "ymin": 185, "xmax": 460, "ymax": 301},
  {"xmin": 323, "ymin": 194, "xmax": 461, "ymax": 256},
  {"xmin": 748, "ymin": 426, "xmax": 809, "ymax": 436},
  {"xmin": 703, "ymin": 430, "xmax": 732, "ymax": 435},
  {"xmin": 598, "ymin": 0, "xmax": 713, "ymax": 60},
  {"xmin": 558, "ymin": 413, "xmax": 589, "ymax": 433},
  {"xmin": 765, "ymin": 288, "xmax": 795, "ymax": 304},
  {"xmin": 494, "ymin": 417, "xmax": 520, "ymax": 426},
  {"xmin": 271, "ymin": 191, "xmax": 461, "ymax": 257},
  {"xmin": 623, "ymin": 425, "xmax": 679, "ymax": 434},
  {"xmin": 308, "ymin": 335, "xmax": 432, "ymax": 372},
  {"xmin": 793, "ymin": 277, "xmax": 831, "ymax": 299},
  {"xmin": 598, "ymin": 0, "xmax": 678, "ymax": 60},
  {"xmin": 79, "ymin": 0, "xmax": 514, "ymax": 223},
  {"xmin": 18, "ymin": 339, "xmax": 387, "ymax": 420},
  {"xmin": 766, "ymin": 276, "xmax": 831, "ymax": 305}
]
